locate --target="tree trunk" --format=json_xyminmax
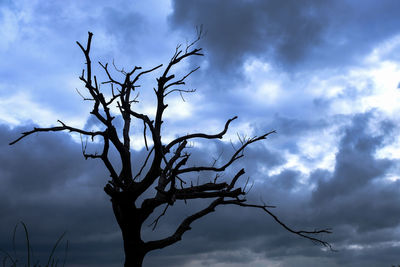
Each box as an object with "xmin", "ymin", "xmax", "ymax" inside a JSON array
[
  {"xmin": 112, "ymin": 197, "xmax": 147, "ymax": 267},
  {"xmin": 123, "ymin": 238, "xmax": 146, "ymax": 267}
]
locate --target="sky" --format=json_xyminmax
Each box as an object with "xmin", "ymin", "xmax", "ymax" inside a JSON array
[{"xmin": 1, "ymin": 0, "xmax": 400, "ymax": 266}]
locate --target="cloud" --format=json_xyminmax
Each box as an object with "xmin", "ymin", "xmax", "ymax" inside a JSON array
[
  {"xmin": 2, "ymin": 108, "xmax": 400, "ymax": 267},
  {"xmin": 143, "ymin": 111, "xmax": 400, "ymax": 266},
  {"xmin": 0, "ymin": 124, "xmax": 123, "ymax": 266},
  {"xmin": 0, "ymin": 0, "xmax": 181, "ymax": 129},
  {"xmin": 312, "ymin": 111, "xmax": 394, "ymax": 203},
  {"xmin": 2, "ymin": 1, "xmax": 400, "ymax": 266},
  {"xmin": 170, "ymin": 0, "xmax": 400, "ymax": 72}
]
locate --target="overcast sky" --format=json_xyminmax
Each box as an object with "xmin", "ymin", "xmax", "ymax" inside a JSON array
[{"xmin": 1, "ymin": 1, "xmax": 400, "ymax": 266}]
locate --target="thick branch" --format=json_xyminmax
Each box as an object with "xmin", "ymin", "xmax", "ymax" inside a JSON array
[
  {"xmin": 141, "ymin": 171, "xmax": 244, "ymax": 223},
  {"xmin": 175, "ymin": 187, "xmax": 243, "ymax": 200},
  {"xmin": 158, "ymin": 140, "xmax": 188, "ymax": 191},
  {"xmin": 145, "ymin": 197, "xmax": 223, "ymax": 251},
  {"xmin": 136, "ymin": 30, "xmax": 205, "ymax": 199},
  {"xmin": 175, "ymin": 182, "xmax": 228, "ymax": 194},
  {"xmin": 145, "ymin": 194, "xmax": 332, "ymax": 252},
  {"xmin": 100, "ymin": 134, "xmax": 121, "ymax": 187},
  {"xmin": 165, "ymin": 116, "xmax": 238, "ymax": 152},
  {"xmin": 134, "ymin": 147, "xmax": 155, "ymax": 181}
]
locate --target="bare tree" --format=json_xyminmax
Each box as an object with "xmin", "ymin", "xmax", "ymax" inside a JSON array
[{"xmin": 10, "ymin": 31, "xmax": 332, "ymax": 267}]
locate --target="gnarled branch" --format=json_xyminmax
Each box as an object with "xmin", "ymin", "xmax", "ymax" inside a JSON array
[
  {"xmin": 9, "ymin": 121, "xmax": 104, "ymax": 145},
  {"xmin": 165, "ymin": 116, "xmax": 238, "ymax": 151},
  {"xmin": 177, "ymin": 131, "xmax": 276, "ymax": 174}
]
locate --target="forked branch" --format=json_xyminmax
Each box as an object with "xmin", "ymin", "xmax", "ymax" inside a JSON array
[
  {"xmin": 9, "ymin": 121, "xmax": 103, "ymax": 145},
  {"xmin": 146, "ymin": 195, "xmax": 332, "ymax": 252},
  {"xmin": 220, "ymin": 200, "xmax": 334, "ymax": 250},
  {"xmin": 176, "ymin": 130, "xmax": 276, "ymax": 174}
]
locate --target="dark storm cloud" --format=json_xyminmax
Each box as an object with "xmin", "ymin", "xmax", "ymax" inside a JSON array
[
  {"xmin": 270, "ymin": 169, "xmax": 301, "ymax": 190},
  {"xmin": 170, "ymin": 0, "xmax": 326, "ymax": 70},
  {"xmin": 1, "ymin": 121, "xmax": 285, "ymax": 267},
  {"xmin": 2, "ymin": 1, "xmax": 400, "ymax": 266},
  {"xmin": 312, "ymin": 112, "xmax": 394, "ymax": 203},
  {"xmin": 0, "ymin": 124, "xmax": 124, "ymax": 266},
  {"xmin": 170, "ymin": 0, "xmax": 400, "ymax": 72},
  {"xmin": 2, "ymin": 110, "xmax": 400, "ymax": 267},
  {"xmin": 143, "ymin": 111, "xmax": 400, "ymax": 267},
  {"xmin": 305, "ymin": 112, "xmax": 400, "ymax": 265},
  {"xmin": 144, "ymin": 112, "xmax": 400, "ymax": 267}
]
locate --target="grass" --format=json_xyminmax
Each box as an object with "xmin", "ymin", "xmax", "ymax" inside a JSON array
[{"xmin": 0, "ymin": 222, "xmax": 68, "ymax": 267}]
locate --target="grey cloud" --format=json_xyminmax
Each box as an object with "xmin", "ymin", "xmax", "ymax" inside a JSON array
[
  {"xmin": 2, "ymin": 108, "xmax": 400, "ymax": 267},
  {"xmin": 142, "ymin": 111, "xmax": 400, "ymax": 266},
  {"xmin": 0, "ymin": 124, "xmax": 123, "ymax": 266},
  {"xmin": 270, "ymin": 169, "xmax": 301, "ymax": 190},
  {"xmin": 0, "ymin": 1, "xmax": 162, "ymax": 119},
  {"xmin": 170, "ymin": 0, "xmax": 325, "ymax": 71},
  {"xmin": 0, "ymin": 121, "xmax": 285, "ymax": 266},
  {"xmin": 100, "ymin": 6, "xmax": 147, "ymax": 53},
  {"xmin": 1, "ymin": 1, "xmax": 400, "ymax": 266},
  {"xmin": 170, "ymin": 0, "xmax": 400, "ymax": 73},
  {"xmin": 312, "ymin": 112, "xmax": 394, "ymax": 203},
  {"xmin": 257, "ymin": 113, "xmax": 329, "ymax": 154}
]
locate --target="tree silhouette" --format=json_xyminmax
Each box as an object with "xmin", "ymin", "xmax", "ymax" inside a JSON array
[{"xmin": 10, "ymin": 31, "xmax": 332, "ymax": 267}]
